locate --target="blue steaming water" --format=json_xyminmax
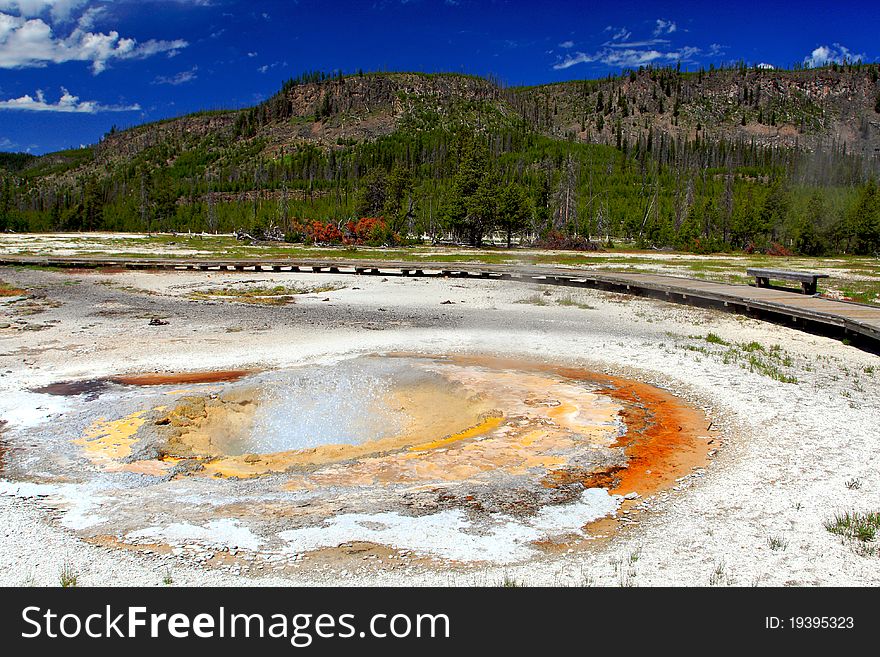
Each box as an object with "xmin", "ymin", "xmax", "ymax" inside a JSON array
[{"xmin": 246, "ymin": 357, "xmax": 410, "ymax": 454}]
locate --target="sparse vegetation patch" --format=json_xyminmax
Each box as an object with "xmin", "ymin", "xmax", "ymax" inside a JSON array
[
  {"xmin": 683, "ymin": 336, "xmax": 799, "ymax": 383},
  {"xmin": 825, "ymin": 511, "xmax": 880, "ymax": 556},
  {"xmin": 0, "ymin": 280, "xmax": 26, "ymax": 297},
  {"xmin": 188, "ymin": 283, "xmax": 343, "ymax": 305}
]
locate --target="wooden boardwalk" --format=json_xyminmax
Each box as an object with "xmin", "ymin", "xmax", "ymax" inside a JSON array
[{"xmin": 3, "ymin": 255, "xmax": 879, "ymax": 349}]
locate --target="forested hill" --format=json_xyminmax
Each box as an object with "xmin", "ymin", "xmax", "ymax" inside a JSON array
[
  {"xmin": 2, "ymin": 65, "xmax": 880, "ymax": 255},
  {"xmin": 519, "ymin": 64, "xmax": 880, "ymax": 161}
]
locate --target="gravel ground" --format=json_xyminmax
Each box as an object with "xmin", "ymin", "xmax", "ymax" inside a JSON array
[{"xmin": 1, "ymin": 266, "xmax": 878, "ymax": 586}]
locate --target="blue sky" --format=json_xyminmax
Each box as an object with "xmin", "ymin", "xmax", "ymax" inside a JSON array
[{"xmin": 1, "ymin": 0, "xmax": 878, "ymax": 154}]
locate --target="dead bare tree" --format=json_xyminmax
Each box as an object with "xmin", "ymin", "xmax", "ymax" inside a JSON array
[{"xmin": 552, "ymin": 154, "xmax": 579, "ymax": 232}]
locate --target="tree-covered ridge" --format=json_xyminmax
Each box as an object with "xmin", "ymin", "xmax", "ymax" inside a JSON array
[
  {"xmin": 0, "ymin": 152, "xmax": 36, "ymax": 172},
  {"xmin": 520, "ymin": 62, "xmax": 880, "ymax": 150},
  {"xmin": 1, "ymin": 66, "xmax": 879, "ymax": 255}
]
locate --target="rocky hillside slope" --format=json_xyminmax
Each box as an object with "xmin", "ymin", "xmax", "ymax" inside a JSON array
[
  {"xmin": 7, "ymin": 66, "xmax": 880, "ymax": 185},
  {"xmin": 519, "ymin": 66, "xmax": 880, "ymax": 157}
]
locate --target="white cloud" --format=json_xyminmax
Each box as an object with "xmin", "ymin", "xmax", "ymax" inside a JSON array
[
  {"xmin": 0, "ymin": 7, "xmax": 188, "ymax": 73},
  {"xmin": 152, "ymin": 65, "xmax": 197, "ymax": 85},
  {"xmin": 257, "ymin": 60, "xmax": 285, "ymax": 74},
  {"xmin": 558, "ymin": 40, "xmax": 573, "ymax": 49},
  {"xmin": 554, "ymin": 45, "xmax": 701, "ymax": 70},
  {"xmin": 606, "ymin": 39, "xmax": 669, "ymax": 49},
  {"xmin": 556, "ymin": 20, "xmax": 707, "ymax": 71},
  {"xmin": 0, "ymin": 135, "xmax": 16, "ymax": 148},
  {"xmin": 0, "ymin": 86, "xmax": 140, "ymax": 112},
  {"xmin": 803, "ymin": 43, "xmax": 864, "ymax": 68},
  {"xmin": 553, "ymin": 51, "xmax": 593, "ymax": 69},
  {"xmin": 756, "ymin": 62, "xmax": 775, "ymax": 70},
  {"xmin": 0, "ymin": 1, "xmax": 88, "ymax": 22},
  {"xmin": 74, "ymin": 3, "xmax": 101, "ymax": 29},
  {"xmin": 604, "ymin": 26, "xmax": 631, "ymax": 42},
  {"xmin": 653, "ymin": 19, "xmax": 676, "ymax": 37}
]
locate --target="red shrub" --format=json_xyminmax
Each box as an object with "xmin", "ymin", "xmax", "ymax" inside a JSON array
[
  {"xmin": 743, "ymin": 241, "xmax": 794, "ymax": 256},
  {"xmin": 346, "ymin": 217, "xmax": 384, "ymax": 242},
  {"xmin": 764, "ymin": 242, "xmax": 794, "ymax": 257},
  {"xmin": 305, "ymin": 220, "xmax": 343, "ymax": 244},
  {"xmin": 344, "ymin": 217, "xmax": 399, "ymax": 246}
]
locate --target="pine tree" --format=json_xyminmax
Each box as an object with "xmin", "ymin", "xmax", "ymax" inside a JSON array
[
  {"xmin": 0, "ymin": 176, "xmax": 11, "ymax": 232},
  {"xmin": 152, "ymin": 176, "xmax": 178, "ymax": 229},
  {"xmin": 848, "ymin": 180, "xmax": 880, "ymax": 255},
  {"xmin": 759, "ymin": 178, "xmax": 790, "ymax": 242},
  {"xmin": 383, "ymin": 164, "xmax": 414, "ymax": 233},
  {"xmin": 467, "ymin": 172, "xmax": 500, "ymax": 247},
  {"xmin": 354, "ymin": 169, "xmax": 388, "ymax": 217},
  {"xmin": 498, "ymin": 183, "xmax": 531, "ymax": 247},
  {"xmin": 792, "ymin": 191, "xmax": 826, "ymax": 255},
  {"xmin": 442, "ymin": 136, "xmax": 491, "ymax": 245},
  {"xmin": 82, "ymin": 177, "xmax": 104, "ymax": 231}
]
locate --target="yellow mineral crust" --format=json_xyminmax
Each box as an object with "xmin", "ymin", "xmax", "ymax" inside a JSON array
[
  {"xmin": 76, "ymin": 359, "xmax": 623, "ymax": 486},
  {"xmin": 75, "ymin": 411, "xmax": 147, "ymax": 471},
  {"xmin": 286, "ymin": 366, "xmax": 623, "ymax": 488}
]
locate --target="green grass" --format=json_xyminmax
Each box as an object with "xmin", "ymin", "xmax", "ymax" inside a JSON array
[
  {"xmin": 515, "ymin": 291, "xmax": 597, "ymax": 309},
  {"xmin": 514, "ymin": 293, "xmax": 549, "ymax": 306},
  {"xmin": 555, "ymin": 295, "xmax": 596, "ymax": 310},
  {"xmin": 59, "ymin": 562, "xmax": 78, "ymax": 588},
  {"xmin": 0, "ymin": 280, "xmax": 26, "ymax": 297},
  {"xmin": 499, "ymin": 575, "xmax": 525, "ymax": 587},
  {"xmin": 685, "ymin": 337, "xmax": 799, "ymax": 383},
  {"xmin": 11, "ymin": 264, "xmax": 66, "ymax": 273},
  {"xmin": 825, "ymin": 511, "xmax": 880, "ymax": 555},
  {"xmin": 745, "ymin": 354, "xmax": 798, "ymax": 383},
  {"xmin": 188, "ymin": 283, "xmax": 343, "ymax": 304},
  {"xmin": 768, "ymin": 536, "xmax": 788, "ymax": 551},
  {"xmin": 708, "ymin": 561, "xmax": 728, "ymax": 586},
  {"xmin": 834, "ymin": 283, "xmax": 880, "ymax": 305}
]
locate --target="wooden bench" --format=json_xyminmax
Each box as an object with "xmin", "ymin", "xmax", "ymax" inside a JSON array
[{"xmin": 747, "ymin": 268, "xmax": 829, "ymax": 295}]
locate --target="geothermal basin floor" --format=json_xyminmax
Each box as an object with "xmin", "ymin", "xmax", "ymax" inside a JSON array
[{"xmin": 0, "ymin": 266, "xmax": 878, "ymax": 586}]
